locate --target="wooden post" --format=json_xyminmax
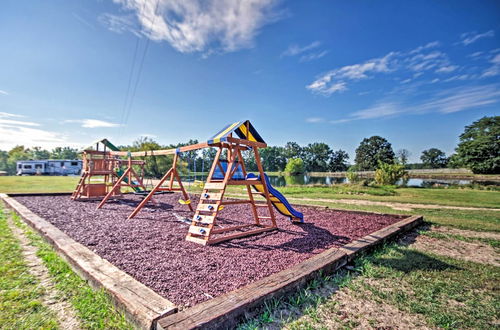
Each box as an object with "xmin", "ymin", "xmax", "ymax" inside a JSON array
[{"xmin": 253, "ymin": 146, "xmax": 277, "ymax": 227}]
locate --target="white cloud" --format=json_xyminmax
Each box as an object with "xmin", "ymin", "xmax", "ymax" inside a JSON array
[
  {"xmin": 459, "ymin": 30, "xmax": 495, "ymax": 46},
  {"xmin": 282, "ymin": 41, "xmax": 320, "ymax": 57},
  {"xmin": 99, "ymin": 13, "xmax": 142, "ymax": 37},
  {"xmin": 306, "ymin": 40, "xmax": 467, "ymax": 96},
  {"xmin": 436, "ymin": 65, "xmax": 458, "ymax": 73},
  {"xmin": 328, "ymin": 84, "xmax": 500, "ymax": 124},
  {"xmin": 300, "ymin": 50, "xmax": 328, "ymax": 63},
  {"xmin": 305, "ymin": 117, "xmax": 325, "ymax": 123},
  {"xmin": 64, "ymin": 119, "xmax": 120, "ymax": 128},
  {"xmin": 350, "ymin": 102, "xmax": 401, "ymax": 120},
  {"xmin": 481, "ymin": 54, "xmax": 500, "ymax": 78},
  {"xmin": 411, "ymin": 85, "xmax": 500, "ymax": 113},
  {"xmin": 0, "ymin": 90, "xmax": 8, "ymax": 95},
  {"xmin": 306, "ymin": 52, "xmax": 396, "ymax": 95},
  {"xmin": 408, "ymin": 41, "xmax": 440, "ymax": 54},
  {"xmin": 0, "ymin": 112, "xmax": 73, "ymax": 150},
  {"xmin": 107, "ymin": 0, "xmax": 283, "ymax": 54}
]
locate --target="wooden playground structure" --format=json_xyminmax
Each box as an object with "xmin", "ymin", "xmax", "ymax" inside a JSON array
[{"xmin": 73, "ymin": 121, "xmax": 302, "ymax": 245}]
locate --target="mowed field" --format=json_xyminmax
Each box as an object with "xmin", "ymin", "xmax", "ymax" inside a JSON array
[{"xmin": 0, "ymin": 176, "xmax": 499, "ymax": 329}]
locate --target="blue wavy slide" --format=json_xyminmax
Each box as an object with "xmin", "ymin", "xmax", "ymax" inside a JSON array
[{"xmin": 246, "ymin": 173, "xmax": 304, "ymax": 223}]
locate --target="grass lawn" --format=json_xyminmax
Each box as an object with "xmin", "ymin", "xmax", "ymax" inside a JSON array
[
  {"xmin": 1, "ymin": 175, "xmax": 499, "ymax": 329},
  {"xmin": 0, "ymin": 176, "xmax": 79, "ymax": 193},
  {"xmin": 0, "ymin": 208, "xmax": 59, "ymax": 329},
  {"xmin": 0, "ymin": 204, "xmax": 132, "ymax": 329},
  {"xmin": 2, "ymin": 176, "xmax": 499, "ymax": 209}
]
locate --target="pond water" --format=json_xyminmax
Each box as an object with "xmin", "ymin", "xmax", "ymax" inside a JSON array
[{"xmin": 181, "ymin": 174, "xmax": 499, "ymax": 188}]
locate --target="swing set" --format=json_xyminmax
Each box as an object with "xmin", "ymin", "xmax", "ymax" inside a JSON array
[{"xmin": 74, "ymin": 120, "xmax": 303, "ymax": 245}]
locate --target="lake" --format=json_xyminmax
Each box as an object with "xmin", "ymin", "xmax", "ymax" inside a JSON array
[{"xmin": 181, "ymin": 174, "xmax": 500, "ymax": 187}]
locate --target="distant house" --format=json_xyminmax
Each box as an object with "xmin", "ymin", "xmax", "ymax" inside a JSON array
[{"xmin": 16, "ymin": 160, "xmax": 82, "ymax": 176}]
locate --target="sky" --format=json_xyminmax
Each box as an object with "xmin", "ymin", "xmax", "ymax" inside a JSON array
[{"xmin": 1, "ymin": 0, "xmax": 499, "ymax": 162}]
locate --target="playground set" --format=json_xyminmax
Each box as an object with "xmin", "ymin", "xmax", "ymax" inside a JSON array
[
  {"xmin": 72, "ymin": 120, "xmax": 304, "ymax": 245},
  {"xmin": 4, "ymin": 120, "xmax": 423, "ymax": 328}
]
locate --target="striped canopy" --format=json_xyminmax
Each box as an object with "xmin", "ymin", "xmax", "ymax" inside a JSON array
[{"xmin": 208, "ymin": 120, "xmax": 265, "ymax": 144}]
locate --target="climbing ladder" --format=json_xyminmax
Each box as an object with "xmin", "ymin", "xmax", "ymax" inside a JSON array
[{"xmin": 186, "ymin": 144, "xmax": 277, "ymax": 245}]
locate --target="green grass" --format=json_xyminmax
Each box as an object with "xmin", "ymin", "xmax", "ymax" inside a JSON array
[
  {"xmin": 10, "ymin": 211, "xmax": 132, "ymax": 329},
  {"xmin": 0, "ymin": 206, "xmax": 59, "ymax": 329},
  {"xmin": 355, "ymin": 245, "xmax": 500, "ymax": 329},
  {"xmin": 0, "ymin": 176, "xmax": 79, "ymax": 193},
  {"xmin": 2, "ymin": 176, "xmax": 500, "ymax": 209},
  {"xmin": 240, "ymin": 242, "xmax": 500, "ymax": 329},
  {"xmin": 274, "ymin": 185, "xmax": 500, "ymax": 209}
]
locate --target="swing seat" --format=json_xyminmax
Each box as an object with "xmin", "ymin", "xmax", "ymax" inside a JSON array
[
  {"xmin": 178, "ymin": 199, "xmax": 191, "ymax": 205},
  {"xmin": 134, "ymin": 190, "xmax": 174, "ymax": 196}
]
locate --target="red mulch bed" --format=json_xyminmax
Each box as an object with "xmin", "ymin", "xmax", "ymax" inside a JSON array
[{"xmin": 14, "ymin": 194, "xmax": 404, "ymax": 306}]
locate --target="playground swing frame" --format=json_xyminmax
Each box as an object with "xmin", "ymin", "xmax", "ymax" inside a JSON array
[{"xmin": 103, "ymin": 133, "xmax": 278, "ymax": 245}]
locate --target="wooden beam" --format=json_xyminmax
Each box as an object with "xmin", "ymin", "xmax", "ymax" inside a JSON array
[
  {"xmin": 109, "ymin": 142, "xmax": 210, "ymax": 157},
  {"xmin": 1, "ymin": 194, "xmax": 176, "ymax": 329}
]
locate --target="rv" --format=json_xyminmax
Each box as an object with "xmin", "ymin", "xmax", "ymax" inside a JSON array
[{"xmin": 16, "ymin": 160, "xmax": 82, "ymax": 176}]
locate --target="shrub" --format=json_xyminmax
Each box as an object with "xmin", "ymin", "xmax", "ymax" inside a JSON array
[
  {"xmin": 284, "ymin": 158, "xmax": 305, "ymax": 174},
  {"xmin": 374, "ymin": 162, "xmax": 408, "ymax": 185},
  {"xmin": 346, "ymin": 168, "xmax": 361, "ymax": 183}
]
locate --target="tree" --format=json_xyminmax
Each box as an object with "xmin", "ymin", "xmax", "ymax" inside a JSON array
[
  {"xmin": 420, "ymin": 148, "xmax": 448, "ymax": 168},
  {"xmin": 455, "ymin": 116, "xmax": 500, "ymax": 174},
  {"xmin": 284, "ymin": 158, "xmax": 304, "ymax": 174},
  {"xmin": 374, "ymin": 161, "xmax": 408, "ymax": 185},
  {"xmin": 260, "ymin": 146, "xmax": 286, "ymax": 171},
  {"xmin": 302, "ymin": 143, "xmax": 332, "ymax": 172},
  {"xmin": 7, "ymin": 145, "xmax": 30, "ymax": 174},
  {"xmin": 51, "ymin": 147, "xmax": 79, "ymax": 160},
  {"xmin": 29, "ymin": 146, "xmax": 50, "ymax": 160},
  {"xmin": 354, "ymin": 136, "xmax": 395, "ymax": 171},
  {"xmin": 129, "ymin": 137, "xmax": 176, "ymax": 178},
  {"xmin": 329, "ymin": 150, "xmax": 349, "ymax": 172},
  {"xmin": 396, "ymin": 149, "xmax": 410, "ymax": 165},
  {"xmin": 284, "ymin": 142, "xmax": 303, "ymax": 160}
]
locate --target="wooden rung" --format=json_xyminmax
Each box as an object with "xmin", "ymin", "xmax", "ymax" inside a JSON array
[
  {"xmin": 258, "ymin": 216, "xmax": 272, "ymax": 219},
  {"xmin": 200, "ymin": 192, "xmax": 223, "ymax": 201},
  {"xmin": 188, "ymin": 225, "xmax": 211, "ymax": 236},
  {"xmin": 206, "ymin": 227, "xmax": 277, "ymax": 245},
  {"xmin": 197, "ymin": 203, "xmax": 218, "ymax": 212},
  {"xmin": 220, "ymin": 200, "xmax": 252, "ymax": 205},
  {"xmin": 255, "ymin": 204, "xmax": 269, "ymax": 207},
  {"xmin": 204, "ymin": 182, "xmax": 225, "ymax": 190},
  {"xmin": 185, "ymin": 235, "xmax": 208, "ymax": 245},
  {"xmin": 192, "ymin": 214, "xmax": 215, "ymax": 224},
  {"xmin": 211, "ymin": 224, "xmax": 253, "ymax": 234}
]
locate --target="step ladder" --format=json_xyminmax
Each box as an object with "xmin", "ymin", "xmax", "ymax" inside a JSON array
[
  {"xmin": 186, "ymin": 181, "xmax": 226, "ymax": 245},
  {"xmin": 71, "ymin": 172, "xmax": 88, "ymax": 200}
]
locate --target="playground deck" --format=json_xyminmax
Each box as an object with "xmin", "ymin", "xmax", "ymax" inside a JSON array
[{"xmin": 13, "ymin": 194, "xmax": 404, "ymax": 306}]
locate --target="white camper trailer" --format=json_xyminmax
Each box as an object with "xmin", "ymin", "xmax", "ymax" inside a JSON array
[{"xmin": 16, "ymin": 160, "xmax": 82, "ymax": 176}]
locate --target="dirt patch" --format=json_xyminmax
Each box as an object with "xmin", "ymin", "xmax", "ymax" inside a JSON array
[
  {"xmin": 5, "ymin": 214, "xmax": 82, "ymax": 330},
  {"xmin": 431, "ymin": 226, "xmax": 500, "ymax": 240},
  {"xmin": 282, "ymin": 281, "xmax": 432, "ymax": 329},
  {"xmin": 410, "ymin": 235, "xmax": 499, "ymax": 267},
  {"xmin": 14, "ymin": 194, "xmax": 404, "ymax": 307}
]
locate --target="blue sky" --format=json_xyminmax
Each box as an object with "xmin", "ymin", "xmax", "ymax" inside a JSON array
[{"xmin": 1, "ymin": 0, "xmax": 499, "ymax": 162}]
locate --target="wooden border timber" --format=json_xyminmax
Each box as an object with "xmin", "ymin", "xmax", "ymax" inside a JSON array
[
  {"xmin": 156, "ymin": 214, "xmax": 423, "ymax": 329},
  {"xmin": 0, "ymin": 193, "xmax": 177, "ymax": 330},
  {"xmin": 3, "ymin": 192, "xmax": 423, "ymax": 330}
]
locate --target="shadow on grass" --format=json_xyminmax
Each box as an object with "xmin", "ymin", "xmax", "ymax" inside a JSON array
[{"xmin": 373, "ymin": 247, "xmax": 460, "ymax": 273}]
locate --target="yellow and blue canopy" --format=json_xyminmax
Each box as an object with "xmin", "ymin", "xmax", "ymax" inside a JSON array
[{"xmin": 208, "ymin": 120, "xmax": 265, "ymax": 144}]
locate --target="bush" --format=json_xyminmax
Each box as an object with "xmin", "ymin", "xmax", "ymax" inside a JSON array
[
  {"xmin": 346, "ymin": 168, "xmax": 361, "ymax": 183},
  {"xmin": 374, "ymin": 162, "xmax": 408, "ymax": 185},
  {"xmin": 284, "ymin": 158, "xmax": 304, "ymax": 174}
]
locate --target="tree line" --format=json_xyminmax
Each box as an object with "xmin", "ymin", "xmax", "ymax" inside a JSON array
[{"xmin": 1, "ymin": 115, "xmax": 498, "ymax": 176}]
